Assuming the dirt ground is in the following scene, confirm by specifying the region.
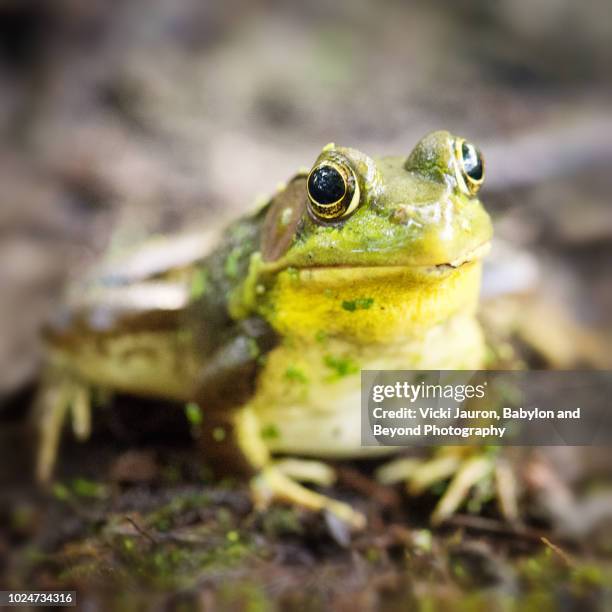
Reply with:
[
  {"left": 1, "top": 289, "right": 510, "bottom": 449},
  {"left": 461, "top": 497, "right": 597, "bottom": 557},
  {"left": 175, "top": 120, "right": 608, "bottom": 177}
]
[{"left": 1, "top": 1, "right": 611, "bottom": 609}]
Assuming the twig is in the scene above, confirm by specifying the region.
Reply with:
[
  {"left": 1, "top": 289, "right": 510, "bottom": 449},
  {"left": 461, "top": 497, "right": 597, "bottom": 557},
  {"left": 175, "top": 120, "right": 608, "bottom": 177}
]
[
  {"left": 445, "top": 514, "right": 551, "bottom": 543},
  {"left": 125, "top": 515, "right": 158, "bottom": 546},
  {"left": 541, "top": 536, "right": 575, "bottom": 567}
]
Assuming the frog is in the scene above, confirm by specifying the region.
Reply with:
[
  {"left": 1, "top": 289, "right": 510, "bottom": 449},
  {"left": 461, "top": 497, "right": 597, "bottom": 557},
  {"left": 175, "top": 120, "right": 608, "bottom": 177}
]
[{"left": 35, "top": 130, "right": 495, "bottom": 529}]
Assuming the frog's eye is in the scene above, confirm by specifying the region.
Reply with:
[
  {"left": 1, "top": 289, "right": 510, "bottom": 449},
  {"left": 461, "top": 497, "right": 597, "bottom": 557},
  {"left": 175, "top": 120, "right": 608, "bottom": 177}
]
[
  {"left": 454, "top": 138, "right": 484, "bottom": 195},
  {"left": 307, "top": 157, "right": 360, "bottom": 220}
]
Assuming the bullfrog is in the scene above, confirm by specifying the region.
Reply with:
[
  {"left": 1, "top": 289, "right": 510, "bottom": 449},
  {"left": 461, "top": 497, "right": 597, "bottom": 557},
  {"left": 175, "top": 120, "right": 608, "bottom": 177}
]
[{"left": 36, "top": 131, "right": 493, "bottom": 529}]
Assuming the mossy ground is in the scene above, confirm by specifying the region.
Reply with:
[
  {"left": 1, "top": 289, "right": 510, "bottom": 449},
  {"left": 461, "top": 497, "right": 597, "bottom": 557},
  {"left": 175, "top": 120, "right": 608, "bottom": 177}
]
[{"left": 2, "top": 397, "right": 610, "bottom": 611}]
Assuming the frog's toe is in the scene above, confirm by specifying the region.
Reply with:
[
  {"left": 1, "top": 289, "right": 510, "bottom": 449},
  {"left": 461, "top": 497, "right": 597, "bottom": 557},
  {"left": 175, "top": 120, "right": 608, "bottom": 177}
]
[
  {"left": 272, "top": 458, "right": 336, "bottom": 487},
  {"left": 35, "top": 379, "right": 71, "bottom": 483},
  {"left": 376, "top": 451, "right": 518, "bottom": 525},
  {"left": 69, "top": 383, "right": 92, "bottom": 441},
  {"left": 34, "top": 373, "right": 93, "bottom": 483},
  {"left": 376, "top": 455, "right": 461, "bottom": 494},
  {"left": 252, "top": 465, "right": 366, "bottom": 530},
  {"left": 431, "top": 455, "right": 494, "bottom": 525}
]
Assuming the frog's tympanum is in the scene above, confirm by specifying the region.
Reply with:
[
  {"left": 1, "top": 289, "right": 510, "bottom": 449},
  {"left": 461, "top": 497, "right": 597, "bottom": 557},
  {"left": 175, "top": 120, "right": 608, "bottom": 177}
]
[{"left": 37, "top": 131, "right": 493, "bottom": 528}]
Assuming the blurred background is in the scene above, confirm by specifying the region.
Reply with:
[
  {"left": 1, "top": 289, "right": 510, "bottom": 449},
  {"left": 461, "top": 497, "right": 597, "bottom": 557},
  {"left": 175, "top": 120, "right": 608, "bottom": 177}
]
[
  {"left": 1, "top": 0, "right": 611, "bottom": 391},
  {"left": 1, "top": 0, "right": 611, "bottom": 607}
]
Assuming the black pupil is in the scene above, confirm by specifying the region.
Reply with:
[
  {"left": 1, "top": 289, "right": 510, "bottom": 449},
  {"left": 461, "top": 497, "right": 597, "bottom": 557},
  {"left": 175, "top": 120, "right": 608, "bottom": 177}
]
[
  {"left": 462, "top": 142, "right": 483, "bottom": 181},
  {"left": 308, "top": 166, "right": 346, "bottom": 205}
]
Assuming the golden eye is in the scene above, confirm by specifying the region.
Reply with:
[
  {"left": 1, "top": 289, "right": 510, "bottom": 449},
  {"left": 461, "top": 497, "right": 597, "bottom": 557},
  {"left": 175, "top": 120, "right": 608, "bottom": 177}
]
[
  {"left": 307, "top": 157, "right": 360, "bottom": 220},
  {"left": 454, "top": 138, "right": 485, "bottom": 195}
]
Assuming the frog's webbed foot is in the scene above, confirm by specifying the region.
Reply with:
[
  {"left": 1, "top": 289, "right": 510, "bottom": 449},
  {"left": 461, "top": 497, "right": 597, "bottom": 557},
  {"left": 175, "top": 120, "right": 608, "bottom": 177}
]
[
  {"left": 218, "top": 409, "right": 366, "bottom": 530},
  {"left": 34, "top": 369, "right": 93, "bottom": 483},
  {"left": 252, "top": 460, "right": 366, "bottom": 530},
  {"left": 377, "top": 450, "right": 519, "bottom": 525}
]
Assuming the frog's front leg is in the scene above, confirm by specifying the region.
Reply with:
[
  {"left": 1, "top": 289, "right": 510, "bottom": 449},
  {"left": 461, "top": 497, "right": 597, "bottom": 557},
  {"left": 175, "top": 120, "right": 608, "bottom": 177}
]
[
  {"left": 195, "top": 322, "right": 366, "bottom": 530},
  {"left": 376, "top": 448, "right": 518, "bottom": 525},
  {"left": 201, "top": 404, "right": 366, "bottom": 530},
  {"left": 253, "top": 465, "right": 366, "bottom": 530},
  {"left": 34, "top": 364, "right": 94, "bottom": 483}
]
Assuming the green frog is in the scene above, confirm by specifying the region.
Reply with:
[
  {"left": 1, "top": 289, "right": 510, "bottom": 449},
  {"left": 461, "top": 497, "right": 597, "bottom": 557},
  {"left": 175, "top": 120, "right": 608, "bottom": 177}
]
[{"left": 36, "top": 131, "right": 494, "bottom": 529}]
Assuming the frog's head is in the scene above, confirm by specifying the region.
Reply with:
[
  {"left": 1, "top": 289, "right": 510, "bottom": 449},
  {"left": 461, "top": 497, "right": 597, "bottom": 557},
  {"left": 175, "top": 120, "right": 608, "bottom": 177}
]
[
  {"left": 246, "top": 131, "right": 492, "bottom": 342},
  {"left": 260, "top": 131, "right": 491, "bottom": 270}
]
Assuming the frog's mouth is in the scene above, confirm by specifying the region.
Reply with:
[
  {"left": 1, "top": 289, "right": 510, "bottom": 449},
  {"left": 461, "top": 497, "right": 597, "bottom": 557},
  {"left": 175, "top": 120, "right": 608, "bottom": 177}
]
[
  {"left": 283, "top": 240, "right": 491, "bottom": 274},
  {"left": 430, "top": 241, "right": 491, "bottom": 270}
]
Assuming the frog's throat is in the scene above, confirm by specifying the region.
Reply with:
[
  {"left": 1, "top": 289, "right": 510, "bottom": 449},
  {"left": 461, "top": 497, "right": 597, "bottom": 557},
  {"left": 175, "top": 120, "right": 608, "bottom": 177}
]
[
  {"left": 249, "top": 256, "right": 486, "bottom": 345},
  {"left": 229, "top": 241, "right": 489, "bottom": 327}
]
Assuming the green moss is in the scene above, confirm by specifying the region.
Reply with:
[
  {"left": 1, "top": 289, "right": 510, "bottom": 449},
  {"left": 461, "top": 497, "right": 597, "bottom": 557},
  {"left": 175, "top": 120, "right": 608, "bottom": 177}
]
[
  {"left": 451, "top": 559, "right": 468, "bottom": 581},
  {"left": 184, "top": 402, "right": 203, "bottom": 426},
  {"left": 365, "top": 547, "right": 381, "bottom": 563},
  {"left": 123, "top": 538, "right": 135, "bottom": 552},
  {"left": 226, "top": 530, "right": 240, "bottom": 543},
  {"left": 284, "top": 366, "right": 308, "bottom": 384},
  {"left": 218, "top": 582, "right": 273, "bottom": 612},
  {"left": 52, "top": 483, "right": 70, "bottom": 501},
  {"left": 71, "top": 478, "right": 108, "bottom": 499},
  {"left": 315, "top": 329, "right": 328, "bottom": 344},
  {"left": 516, "top": 548, "right": 612, "bottom": 596},
  {"left": 213, "top": 427, "right": 227, "bottom": 442},
  {"left": 224, "top": 247, "right": 243, "bottom": 279},
  {"left": 324, "top": 354, "right": 359, "bottom": 379},
  {"left": 261, "top": 424, "right": 280, "bottom": 440},
  {"left": 260, "top": 506, "right": 303, "bottom": 537},
  {"left": 144, "top": 491, "right": 214, "bottom": 532},
  {"left": 247, "top": 338, "right": 260, "bottom": 359},
  {"left": 341, "top": 297, "right": 374, "bottom": 311},
  {"left": 110, "top": 532, "right": 256, "bottom": 591},
  {"left": 52, "top": 479, "right": 108, "bottom": 501},
  {"left": 190, "top": 269, "right": 209, "bottom": 299}
]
